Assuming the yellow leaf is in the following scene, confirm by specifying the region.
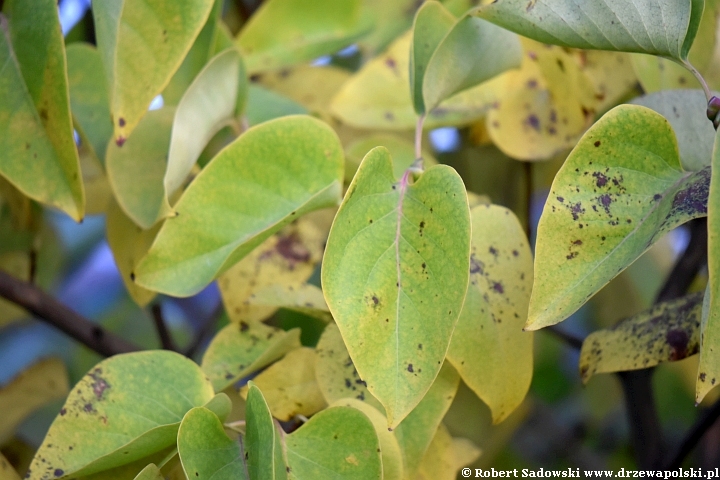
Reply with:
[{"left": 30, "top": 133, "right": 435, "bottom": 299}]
[{"left": 414, "top": 424, "right": 480, "bottom": 480}]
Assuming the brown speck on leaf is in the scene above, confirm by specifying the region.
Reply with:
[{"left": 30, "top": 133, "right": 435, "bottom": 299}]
[
  {"left": 407, "top": 364, "right": 414, "bottom": 373},
  {"left": 240, "top": 321, "right": 249, "bottom": 332},
  {"left": 594, "top": 140, "right": 601, "bottom": 147},
  {"left": 115, "top": 136, "right": 126, "bottom": 147},
  {"left": 118, "top": 117, "right": 126, "bottom": 127}
]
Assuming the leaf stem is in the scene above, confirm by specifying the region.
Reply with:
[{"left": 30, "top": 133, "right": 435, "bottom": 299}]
[
  {"left": 415, "top": 114, "right": 426, "bottom": 163},
  {"left": 682, "top": 59, "right": 712, "bottom": 104},
  {"left": 151, "top": 302, "right": 178, "bottom": 352}
]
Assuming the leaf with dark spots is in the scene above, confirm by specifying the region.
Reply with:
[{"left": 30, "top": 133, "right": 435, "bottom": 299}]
[
  {"left": 530, "top": 105, "right": 709, "bottom": 330},
  {"left": 579, "top": 292, "right": 703, "bottom": 383}
]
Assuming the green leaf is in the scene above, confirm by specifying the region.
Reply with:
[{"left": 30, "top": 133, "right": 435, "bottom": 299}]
[
  {"left": 201, "top": 322, "right": 301, "bottom": 392},
  {"left": 245, "top": 382, "right": 288, "bottom": 480},
  {"left": 285, "top": 407, "right": 381, "bottom": 480},
  {"left": 322, "top": 146, "right": 470, "bottom": 427},
  {"left": 247, "top": 284, "right": 333, "bottom": 323},
  {"left": 237, "top": 0, "right": 369, "bottom": 73},
  {"left": 422, "top": 14, "right": 522, "bottom": 112},
  {"left": 529, "top": 105, "right": 710, "bottom": 330},
  {"left": 410, "top": 1, "right": 456, "bottom": 114},
  {"left": 474, "top": 0, "right": 704, "bottom": 62},
  {"left": 0, "top": 7, "right": 84, "bottom": 220},
  {"left": 132, "top": 464, "right": 163, "bottom": 480},
  {"left": 447, "top": 204, "right": 534, "bottom": 424},
  {"left": 27, "top": 351, "right": 215, "bottom": 480},
  {"left": 579, "top": 292, "right": 703, "bottom": 383},
  {"left": 166, "top": 48, "right": 247, "bottom": 199},
  {"left": 0, "top": 358, "right": 69, "bottom": 445},
  {"left": 177, "top": 407, "right": 248, "bottom": 480},
  {"left": 698, "top": 128, "right": 720, "bottom": 402},
  {"left": 245, "top": 85, "right": 308, "bottom": 127},
  {"left": 106, "top": 200, "right": 159, "bottom": 307},
  {"left": 66, "top": 43, "right": 113, "bottom": 164},
  {"left": 135, "top": 115, "right": 344, "bottom": 297},
  {"left": 203, "top": 393, "right": 233, "bottom": 422},
  {"left": 392, "top": 362, "right": 459, "bottom": 479},
  {"left": 106, "top": 107, "right": 174, "bottom": 229},
  {"left": 239, "top": 348, "right": 327, "bottom": 421},
  {"left": 414, "top": 423, "right": 480, "bottom": 480},
  {"left": 79, "top": 448, "right": 177, "bottom": 480},
  {"left": 92, "top": 0, "right": 215, "bottom": 142},
  {"left": 631, "top": 89, "right": 715, "bottom": 172},
  {"left": 330, "top": 399, "right": 403, "bottom": 480}
]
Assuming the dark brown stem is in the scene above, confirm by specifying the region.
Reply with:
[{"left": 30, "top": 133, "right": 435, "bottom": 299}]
[
  {"left": 655, "top": 218, "right": 708, "bottom": 304},
  {"left": 151, "top": 303, "right": 177, "bottom": 351},
  {"left": 0, "top": 269, "right": 140, "bottom": 357}
]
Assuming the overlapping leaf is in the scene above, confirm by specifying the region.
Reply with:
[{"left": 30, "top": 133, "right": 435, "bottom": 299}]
[
  {"left": 0, "top": 453, "right": 20, "bottom": 480},
  {"left": 245, "top": 382, "right": 288, "bottom": 480},
  {"left": 134, "top": 115, "right": 344, "bottom": 297},
  {"left": 530, "top": 105, "right": 710, "bottom": 330},
  {"left": 322, "top": 146, "right": 470, "bottom": 427},
  {"left": 414, "top": 423, "right": 480, "bottom": 480}
]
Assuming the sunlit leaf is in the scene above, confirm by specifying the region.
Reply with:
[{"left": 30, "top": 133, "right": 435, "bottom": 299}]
[
  {"left": 571, "top": 50, "right": 638, "bottom": 113},
  {"left": 239, "top": 348, "right": 327, "bottom": 421},
  {"left": 245, "top": 382, "right": 288, "bottom": 480},
  {"left": 414, "top": 423, "right": 480, "bottom": 480},
  {"left": 237, "top": 0, "right": 369, "bottom": 73},
  {"left": 177, "top": 407, "right": 247, "bottom": 480},
  {"left": 447, "top": 204, "right": 534, "bottom": 424},
  {"left": 135, "top": 116, "right": 344, "bottom": 297},
  {"left": 132, "top": 464, "right": 163, "bottom": 480},
  {"left": 67, "top": 446, "right": 177, "bottom": 480},
  {"left": 0, "top": 358, "right": 69, "bottom": 444},
  {"left": 77, "top": 135, "right": 112, "bottom": 215},
  {"left": 27, "top": 351, "right": 215, "bottom": 479},
  {"left": 92, "top": 0, "right": 215, "bottom": 141},
  {"left": 285, "top": 406, "right": 381, "bottom": 480},
  {"left": 247, "top": 284, "right": 332, "bottom": 323},
  {"left": 0, "top": 5, "right": 84, "bottom": 220},
  {"left": 358, "top": 0, "right": 420, "bottom": 55},
  {"left": 530, "top": 105, "right": 710, "bottom": 330},
  {"left": 201, "top": 322, "right": 301, "bottom": 392},
  {"left": 474, "top": 0, "right": 704, "bottom": 62}
]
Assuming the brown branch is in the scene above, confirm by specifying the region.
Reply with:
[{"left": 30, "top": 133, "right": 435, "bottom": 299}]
[
  {"left": 0, "top": 269, "right": 141, "bottom": 357},
  {"left": 151, "top": 303, "right": 177, "bottom": 351}
]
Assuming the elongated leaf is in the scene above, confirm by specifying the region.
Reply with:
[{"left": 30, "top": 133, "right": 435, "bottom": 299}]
[
  {"left": 415, "top": 424, "right": 480, "bottom": 480},
  {"left": 474, "top": 0, "right": 704, "bottom": 62},
  {"left": 135, "top": 115, "right": 344, "bottom": 297},
  {"left": 529, "top": 105, "right": 710, "bottom": 330},
  {"left": 239, "top": 348, "right": 327, "bottom": 421},
  {"left": 248, "top": 284, "right": 332, "bottom": 323},
  {"left": 245, "top": 383, "right": 288, "bottom": 480},
  {"left": 201, "top": 322, "right": 301, "bottom": 392},
  {"left": 106, "top": 107, "right": 174, "bottom": 229},
  {"left": 79, "top": 447, "right": 176, "bottom": 480},
  {"left": 323, "top": 146, "right": 470, "bottom": 427},
  {"left": 178, "top": 407, "right": 247, "bottom": 480},
  {"left": 92, "top": 0, "right": 214, "bottom": 142},
  {"left": 580, "top": 292, "right": 703, "bottom": 383},
  {"left": 422, "top": 14, "right": 522, "bottom": 112},
  {"left": 0, "top": 11, "right": 84, "bottom": 220},
  {"left": 330, "top": 399, "right": 403, "bottom": 480},
  {"left": 166, "top": 48, "right": 246, "bottom": 198},
  {"left": 632, "top": 89, "right": 715, "bottom": 172},
  {"left": 106, "top": 200, "right": 159, "bottom": 306},
  {"left": 27, "top": 351, "right": 215, "bottom": 480},
  {"left": 410, "top": 2, "right": 456, "bottom": 114},
  {"left": 392, "top": 362, "right": 459, "bottom": 479},
  {"left": 0, "top": 358, "right": 69, "bottom": 444},
  {"left": 698, "top": 128, "right": 720, "bottom": 402},
  {"left": 237, "top": 0, "right": 368, "bottom": 73},
  {"left": 132, "top": 465, "right": 162, "bottom": 480},
  {"left": 285, "top": 407, "right": 381, "bottom": 480},
  {"left": 66, "top": 43, "right": 113, "bottom": 164},
  {"left": 447, "top": 204, "right": 534, "bottom": 423},
  {"left": 0, "top": 453, "right": 20, "bottom": 480}
]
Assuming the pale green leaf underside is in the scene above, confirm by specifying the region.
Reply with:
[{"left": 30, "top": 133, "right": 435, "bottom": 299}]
[
  {"left": 322, "top": 147, "right": 470, "bottom": 427},
  {"left": 474, "top": 0, "right": 703, "bottom": 61},
  {"left": 178, "top": 407, "right": 248, "bottom": 480},
  {"left": 27, "top": 351, "right": 214, "bottom": 480},
  {"left": 245, "top": 383, "right": 288, "bottom": 480},
  {"left": 447, "top": 204, "right": 534, "bottom": 424},
  {"left": 580, "top": 292, "right": 702, "bottom": 383},
  {"left": 285, "top": 407, "right": 381, "bottom": 480},
  {"left": 132, "top": 464, "right": 163, "bottom": 480},
  {"left": 134, "top": 115, "right": 344, "bottom": 297},
  {"left": 530, "top": 104, "right": 709, "bottom": 330}
]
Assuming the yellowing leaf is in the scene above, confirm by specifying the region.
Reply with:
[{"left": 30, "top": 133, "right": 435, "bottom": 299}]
[
  {"left": 414, "top": 424, "right": 480, "bottom": 480},
  {"left": 0, "top": 358, "right": 69, "bottom": 444},
  {"left": 322, "top": 147, "right": 471, "bottom": 427},
  {"left": 580, "top": 292, "right": 703, "bottom": 384},
  {"left": 0, "top": 453, "right": 20, "bottom": 480},
  {"left": 201, "top": 322, "right": 301, "bottom": 392},
  {"left": 92, "top": 0, "right": 215, "bottom": 142},
  {"left": 447, "top": 204, "right": 534, "bottom": 424},
  {"left": 132, "top": 464, "right": 163, "bottom": 480},
  {"left": 248, "top": 284, "right": 332, "bottom": 323},
  {"left": 571, "top": 50, "right": 638, "bottom": 113},
  {"left": 240, "top": 348, "right": 327, "bottom": 421},
  {"left": 0, "top": 250, "right": 30, "bottom": 328}
]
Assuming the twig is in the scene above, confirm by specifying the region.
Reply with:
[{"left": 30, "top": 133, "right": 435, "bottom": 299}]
[
  {"left": 655, "top": 219, "right": 708, "bottom": 304},
  {"left": 184, "top": 300, "right": 225, "bottom": 358},
  {"left": 666, "top": 398, "right": 720, "bottom": 468},
  {"left": 0, "top": 269, "right": 140, "bottom": 357},
  {"left": 151, "top": 303, "right": 177, "bottom": 351}
]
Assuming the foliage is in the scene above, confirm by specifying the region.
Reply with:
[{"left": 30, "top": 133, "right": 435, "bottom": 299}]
[{"left": 2, "top": 0, "right": 720, "bottom": 477}]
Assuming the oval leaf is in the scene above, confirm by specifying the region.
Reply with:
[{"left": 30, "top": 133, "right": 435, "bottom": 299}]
[
  {"left": 178, "top": 407, "right": 248, "bottom": 480},
  {"left": 245, "top": 382, "right": 288, "bottom": 480},
  {"left": 134, "top": 115, "right": 344, "bottom": 297},
  {"left": 322, "top": 146, "right": 470, "bottom": 427},
  {"left": 27, "top": 351, "right": 215, "bottom": 480},
  {"left": 530, "top": 104, "right": 710, "bottom": 330}
]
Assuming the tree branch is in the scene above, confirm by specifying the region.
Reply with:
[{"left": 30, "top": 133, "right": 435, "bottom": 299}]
[
  {"left": 151, "top": 303, "right": 177, "bottom": 352},
  {"left": 0, "top": 269, "right": 141, "bottom": 357}
]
